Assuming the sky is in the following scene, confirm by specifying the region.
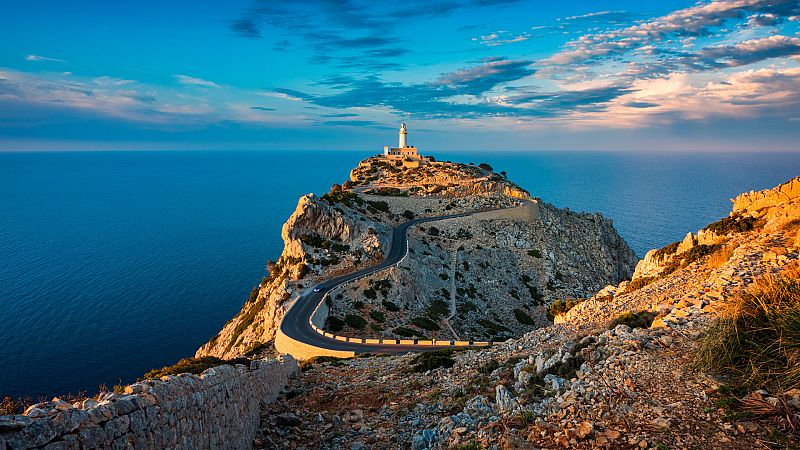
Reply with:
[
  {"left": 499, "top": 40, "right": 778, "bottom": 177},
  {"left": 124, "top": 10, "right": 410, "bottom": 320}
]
[{"left": 1, "top": 0, "right": 800, "bottom": 152}]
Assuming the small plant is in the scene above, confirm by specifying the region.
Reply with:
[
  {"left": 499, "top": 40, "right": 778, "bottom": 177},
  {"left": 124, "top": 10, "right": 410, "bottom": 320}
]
[
  {"left": 608, "top": 310, "right": 657, "bottom": 330},
  {"left": 369, "top": 310, "right": 385, "bottom": 323},
  {"left": 412, "top": 316, "right": 440, "bottom": 331},
  {"left": 327, "top": 316, "right": 345, "bottom": 332},
  {"left": 141, "top": 356, "right": 250, "bottom": 380},
  {"left": 704, "top": 214, "right": 761, "bottom": 235},
  {"left": 513, "top": 308, "right": 536, "bottom": 325},
  {"left": 527, "top": 249, "right": 542, "bottom": 258},
  {"left": 394, "top": 326, "right": 422, "bottom": 337},
  {"left": 344, "top": 314, "right": 367, "bottom": 330},
  {"left": 382, "top": 300, "right": 401, "bottom": 311},
  {"left": 410, "top": 349, "right": 456, "bottom": 372},
  {"left": 548, "top": 298, "right": 584, "bottom": 318}
]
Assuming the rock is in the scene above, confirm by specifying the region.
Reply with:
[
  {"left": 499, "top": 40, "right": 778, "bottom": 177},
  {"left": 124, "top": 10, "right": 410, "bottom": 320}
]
[
  {"left": 784, "top": 388, "right": 800, "bottom": 409},
  {"left": 495, "top": 385, "right": 516, "bottom": 413},
  {"left": 651, "top": 418, "right": 671, "bottom": 430},
  {"left": 575, "top": 421, "right": 593, "bottom": 439},
  {"left": 275, "top": 412, "right": 302, "bottom": 427}
]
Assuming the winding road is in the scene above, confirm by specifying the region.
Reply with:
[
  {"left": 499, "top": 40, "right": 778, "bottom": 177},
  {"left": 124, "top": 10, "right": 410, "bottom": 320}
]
[{"left": 278, "top": 208, "right": 500, "bottom": 355}]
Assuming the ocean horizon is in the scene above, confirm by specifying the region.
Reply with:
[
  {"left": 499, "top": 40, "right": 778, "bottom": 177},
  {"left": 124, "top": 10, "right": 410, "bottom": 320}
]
[{"left": 2, "top": 149, "right": 799, "bottom": 399}]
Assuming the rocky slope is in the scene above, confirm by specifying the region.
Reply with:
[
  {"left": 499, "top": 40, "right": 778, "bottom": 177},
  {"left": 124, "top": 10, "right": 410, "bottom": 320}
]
[
  {"left": 197, "top": 157, "right": 637, "bottom": 358},
  {"left": 252, "top": 177, "right": 800, "bottom": 449}
]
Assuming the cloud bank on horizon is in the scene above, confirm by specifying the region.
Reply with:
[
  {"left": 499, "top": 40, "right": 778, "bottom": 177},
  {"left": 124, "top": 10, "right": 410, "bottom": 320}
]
[{"left": 1, "top": 0, "right": 799, "bottom": 151}]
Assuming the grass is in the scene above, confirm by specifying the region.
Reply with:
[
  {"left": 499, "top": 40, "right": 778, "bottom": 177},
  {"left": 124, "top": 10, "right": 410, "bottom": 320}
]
[
  {"left": 704, "top": 214, "right": 761, "bottom": 235},
  {"left": 608, "top": 310, "right": 658, "bottom": 330},
  {"left": 410, "top": 349, "right": 456, "bottom": 372},
  {"left": 695, "top": 273, "right": 800, "bottom": 392},
  {"left": 141, "top": 356, "right": 250, "bottom": 380}
]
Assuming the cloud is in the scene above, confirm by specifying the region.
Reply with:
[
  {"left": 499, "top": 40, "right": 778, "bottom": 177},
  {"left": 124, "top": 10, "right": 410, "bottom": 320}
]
[
  {"left": 477, "top": 31, "right": 529, "bottom": 47},
  {"left": 250, "top": 106, "right": 276, "bottom": 111},
  {"left": 25, "top": 54, "right": 65, "bottom": 63},
  {"left": 560, "top": 10, "right": 629, "bottom": 22},
  {"left": 695, "top": 35, "right": 800, "bottom": 67},
  {"left": 174, "top": 75, "right": 220, "bottom": 88},
  {"left": 546, "top": 0, "right": 800, "bottom": 66},
  {"left": 748, "top": 13, "right": 782, "bottom": 26},
  {"left": 320, "top": 119, "right": 383, "bottom": 127}
]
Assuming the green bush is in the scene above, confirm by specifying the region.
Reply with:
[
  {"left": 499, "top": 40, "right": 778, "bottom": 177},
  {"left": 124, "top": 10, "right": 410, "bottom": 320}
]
[
  {"left": 345, "top": 314, "right": 367, "bottom": 330},
  {"left": 393, "top": 326, "right": 415, "bottom": 337},
  {"left": 370, "top": 310, "right": 385, "bottom": 323},
  {"left": 142, "top": 356, "right": 250, "bottom": 380},
  {"left": 548, "top": 298, "right": 583, "bottom": 318},
  {"left": 527, "top": 249, "right": 542, "bottom": 258},
  {"left": 653, "top": 241, "right": 680, "bottom": 260},
  {"left": 363, "top": 287, "right": 378, "bottom": 300},
  {"left": 513, "top": 308, "right": 536, "bottom": 325},
  {"left": 410, "top": 349, "right": 456, "bottom": 372},
  {"left": 427, "top": 299, "right": 450, "bottom": 319},
  {"left": 704, "top": 214, "right": 761, "bottom": 235},
  {"left": 366, "top": 200, "right": 391, "bottom": 213},
  {"left": 352, "top": 300, "right": 365, "bottom": 310},
  {"left": 327, "top": 316, "right": 345, "bottom": 332},
  {"left": 608, "top": 310, "right": 657, "bottom": 330},
  {"left": 382, "top": 300, "right": 400, "bottom": 311},
  {"left": 695, "top": 275, "right": 800, "bottom": 391},
  {"left": 412, "top": 316, "right": 440, "bottom": 331}
]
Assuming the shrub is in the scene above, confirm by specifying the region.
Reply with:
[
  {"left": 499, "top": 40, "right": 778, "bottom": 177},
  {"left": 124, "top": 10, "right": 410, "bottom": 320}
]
[
  {"left": 402, "top": 210, "right": 415, "bottom": 220},
  {"left": 363, "top": 287, "right": 378, "bottom": 300},
  {"left": 626, "top": 276, "right": 657, "bottom": 292},
  {"left": 653, "top": 241, "right": 680, "bottom": 260},
  {"left": 352, "top": 300, "right": 365, "bottom": 310},
  {"left": 410, "top": 349, "right": 456, "bottom": 372},
  {"left": 704, "top": 214, "right": 761, "bottom": 235},
  {"left": 382, "top": 300, "right": 401, "bottom": 312},
  {"left": 142, "top": 356, "right": 250, "bottom": 380},
  {"left": 327, "top": 316, "right": 345, "bottom": 332},
  {"left": 608, "top": 310, "right": 657, "bottom": 330},
  {"left": 477, "top": 318, "right": 510, "bottom": 336},
  {"left": 370, "top": 310, "right": 385, "bottom": 323},
  {"left": 439, "top": 273, "right": 449, "bottom": 280},
  {"left": 708, "top": 244, "right": 736, "bottom": 268},
  {"left": 427, "top": 226, "right": 440, "bottom": 236},
  {"left": 345, "top": 314, "right": 367, "bottom": 330},
  {"left": 548, "top": 298, "right": 583, "bottom": 318},
  {"left": 412, "top": 316, "right": 440, "bottom": 331},
  {"left": 394, "top": 326, "right": 422, "bottom": 337},
  {"left": 366, "top": 200, "right": 391, "bottom": 213},
  {"left": 695, "top": 275, "right": 800, "bottom": 391},
  {"left": 513, "top": 308, "right": 536, "bottom": 325},
  {"left": 427, "top": 299, "right": 450, "bottom": 319},
  {"left": 527, "top": 249, "right": 542, "bottom": 258}
]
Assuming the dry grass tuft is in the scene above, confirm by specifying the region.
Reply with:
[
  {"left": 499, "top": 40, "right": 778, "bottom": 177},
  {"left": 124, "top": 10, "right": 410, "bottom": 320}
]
[
  {"left": 707, "top": 243, "right": 736, "bottom": 268},
  {"left": 695, "top": 274, "right": 800, "bottom": 392}
]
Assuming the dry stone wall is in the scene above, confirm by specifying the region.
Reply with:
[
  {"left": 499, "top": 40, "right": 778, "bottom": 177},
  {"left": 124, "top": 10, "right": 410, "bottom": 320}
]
[{"left": 0, "top": 356, "right": 298, "bottom": 450}]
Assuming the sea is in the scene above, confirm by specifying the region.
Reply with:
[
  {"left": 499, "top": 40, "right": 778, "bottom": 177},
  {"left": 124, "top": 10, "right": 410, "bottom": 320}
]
[{"left": 1, "top": 150, "right": 798, "bottom": 399}]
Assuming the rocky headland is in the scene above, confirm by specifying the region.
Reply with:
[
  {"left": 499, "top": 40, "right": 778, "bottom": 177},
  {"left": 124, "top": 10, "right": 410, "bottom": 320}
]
[{"left": 196, "top": 156, "right": 637, "bottom": 359}]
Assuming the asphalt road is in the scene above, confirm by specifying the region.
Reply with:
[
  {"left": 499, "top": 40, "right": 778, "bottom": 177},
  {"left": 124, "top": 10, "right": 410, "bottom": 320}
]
[{"left": 278, "top": 209, "right": 491, "bottom": 355}]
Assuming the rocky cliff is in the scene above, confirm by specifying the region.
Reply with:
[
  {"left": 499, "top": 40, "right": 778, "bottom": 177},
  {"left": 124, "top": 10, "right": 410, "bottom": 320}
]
[{"left": 197, "top": 156, "right": 637, "bottom": 358}]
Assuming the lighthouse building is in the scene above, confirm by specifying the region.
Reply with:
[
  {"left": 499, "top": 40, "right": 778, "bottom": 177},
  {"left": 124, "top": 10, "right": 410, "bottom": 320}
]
[{"left": 383, "top": 123, "right": 424, "bottom": 164}]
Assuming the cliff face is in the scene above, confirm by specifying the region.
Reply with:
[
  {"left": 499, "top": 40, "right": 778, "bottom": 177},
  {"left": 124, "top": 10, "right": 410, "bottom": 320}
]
[
  {"left": 196, "top": 193, "right": 392, "bottom": 359},
  {"left": 197, "top": 157, "right": 637, "bottom": 357}
]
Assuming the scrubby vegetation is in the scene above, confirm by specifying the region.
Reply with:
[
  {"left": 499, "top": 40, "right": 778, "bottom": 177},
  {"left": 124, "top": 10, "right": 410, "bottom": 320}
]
[
  {"left": 142, "top": 356, "right": 251, "bottom": 380},
  {"left": 410, "top": 349, "right": 456, "bottom": 372},
  {"left": 653, "top": 241, "right": 680, "bottom": 260},
  {"left": 548, "top": 298, "right": 584, "bottom": 319},
  {"left": 412, "top": 316, "right": 441, "bottom": 331},
  {"left": 704, "top": 214, "right": 761, "bottom": 236},
  {"left": 608, "top": 310, "right": 658, "bottom": 330},
  {"left": 527, "top": 249, "right": 542, "bottom": 258},
  {"left": 513, "top": 308, "right": 536, "bottom": 325},
  {"left": 695, "top": 274, "right": 800, "bottom": 391},
  {"left": 344, "top": 314, "right": 367, "bottom": 330},
  {"left": 327, "top": 316, "right": 345, "bottom": 332}
]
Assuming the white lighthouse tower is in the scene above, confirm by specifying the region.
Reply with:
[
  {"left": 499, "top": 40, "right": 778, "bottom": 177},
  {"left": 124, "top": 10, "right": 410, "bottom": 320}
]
[{"left": 399, "top": 123, "right": 408, "bottom": 148}]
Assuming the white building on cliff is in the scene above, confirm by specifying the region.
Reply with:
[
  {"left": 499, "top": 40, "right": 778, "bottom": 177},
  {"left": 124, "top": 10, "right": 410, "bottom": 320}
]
[{"left": 383, "top": 123, "right": 427, "bottom": 167}]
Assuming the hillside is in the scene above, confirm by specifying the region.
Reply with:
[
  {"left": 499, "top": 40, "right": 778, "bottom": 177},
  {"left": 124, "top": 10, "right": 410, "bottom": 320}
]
[
  {"left": 252, "top": 177, "right": 800, "bottom": 449},
  {"left": 196, "top": 156, "right": 637, "bottom": 358}
]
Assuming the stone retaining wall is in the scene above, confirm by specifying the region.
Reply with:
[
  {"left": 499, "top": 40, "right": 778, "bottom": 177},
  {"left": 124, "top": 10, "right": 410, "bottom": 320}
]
[{"left": 0, "top": 356, "right": 299, "bottom": 450}]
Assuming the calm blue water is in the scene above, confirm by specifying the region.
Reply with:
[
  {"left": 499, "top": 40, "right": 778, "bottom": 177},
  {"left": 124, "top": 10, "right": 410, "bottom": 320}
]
[{"left": 1, "top": 150, "right": 798, "bottom": 398}]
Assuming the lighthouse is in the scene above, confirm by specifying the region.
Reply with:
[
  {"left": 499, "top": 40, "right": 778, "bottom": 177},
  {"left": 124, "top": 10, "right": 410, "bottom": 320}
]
[{"left": 399, "top": 123, "right": 408, "bottom": 148}]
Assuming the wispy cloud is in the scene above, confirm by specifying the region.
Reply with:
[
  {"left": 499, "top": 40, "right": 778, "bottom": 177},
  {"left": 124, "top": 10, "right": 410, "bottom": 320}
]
[
  {"left": 174, "top": 75, "right": 220, "bottom": 88},
  {"left": 25, "top": 54, "right": 65, "bottom": 63}
]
